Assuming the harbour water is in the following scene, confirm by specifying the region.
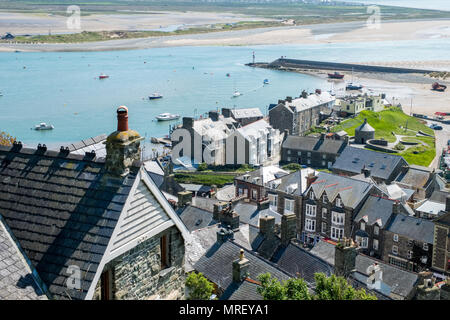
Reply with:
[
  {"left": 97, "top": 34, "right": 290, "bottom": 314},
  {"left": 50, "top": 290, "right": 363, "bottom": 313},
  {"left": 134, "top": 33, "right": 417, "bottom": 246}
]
[{"left": 1, "top": 38, "right": 450, "bottom": 147}]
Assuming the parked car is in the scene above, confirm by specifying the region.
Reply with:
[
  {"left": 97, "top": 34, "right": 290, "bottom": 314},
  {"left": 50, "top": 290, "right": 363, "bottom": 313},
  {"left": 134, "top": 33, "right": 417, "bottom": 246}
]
[{"left": 430, "top": 123, "right": 443, "bottom": 130}]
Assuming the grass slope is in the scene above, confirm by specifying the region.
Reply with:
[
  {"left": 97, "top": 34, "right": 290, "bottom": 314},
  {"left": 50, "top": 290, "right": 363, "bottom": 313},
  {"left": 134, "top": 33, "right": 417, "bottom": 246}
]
[{"left": 332, "top": 107, "right": 436, "bottom": 166}]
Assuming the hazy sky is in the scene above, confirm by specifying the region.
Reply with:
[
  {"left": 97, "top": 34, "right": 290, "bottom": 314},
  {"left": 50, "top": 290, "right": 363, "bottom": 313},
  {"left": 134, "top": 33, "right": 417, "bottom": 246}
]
[{"left": 340, "top": 0, "right": 449, "bottom": 11}]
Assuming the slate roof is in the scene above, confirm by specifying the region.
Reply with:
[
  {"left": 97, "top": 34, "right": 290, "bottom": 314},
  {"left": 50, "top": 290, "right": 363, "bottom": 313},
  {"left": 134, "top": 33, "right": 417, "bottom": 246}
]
[
  {"left": 185, "top": 223, "right": 261, "bottom": 272},
  {"left": 193, "top": 240, "right": 291, "bottom": 292},
  {"left": 331, "top": 147, "right": 407, "bottom": 181},
  {"left": 235, "top": 166, "right": 289, "bottom": 186},
  {"left": 65, "top": 134, "right": 108, "bottom": 158},
  {"left": 272, "top": 243, "right": 333, "bottom": 285},
  {"left": 0, "top": 144, "right": 137, "bottom": 300},
  {"left": 215, "top": 184, "right": 236, "bottom": 202},
  {"left": 429, "top": 190, "right": 450, "bottom": 204},
  {"left": 309, "top": 240, "right": 414, "bottom": 299},
  {"left": 233, "top": 202, "right": 282, "bottom": 227},
  {"left": 220, "top": 278, "right": 263, "bottom": 300},
  {"left": 355, "top": 120, "right": 375, "bottom": 132},
  {"left": 177, "top": 205, "right": 216, "bottom": 232},
  {"left": 267, "top": 168, "right": 317, "bottom": 196},
  {"left": 354, "top": 196, "right": 397, "bottom": 228},
  {"left": 282, "top": 136, "right": 347, "bottom": 155},
  {"left": 395, "top": 165, "right": 432, "bottom": 189},
  {"left": 230, "top": 108, "right": 263, "bottom": 120},
  {"left": 415, "top": 200, "right": 446, "bottom": 216},
  {"left": 0, "top": 217, "right": 47, "bottom": 300},
  {"left": 386, "top": 214, "right": 435, "bottom": 244},
  {"left": 355, "top": 255, "right": 418, "bottom": 299},
  {"left": 308, "top": 171, "right": 374, "bottom": 209}
]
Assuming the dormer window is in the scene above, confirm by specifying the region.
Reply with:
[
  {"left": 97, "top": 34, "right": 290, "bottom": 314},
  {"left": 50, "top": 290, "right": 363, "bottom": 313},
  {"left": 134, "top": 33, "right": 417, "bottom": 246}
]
[
  {"left": 360, "top": 221, "right": 365, "bottom": 231},
  {"left": 323, "top": 194, "right": 328, "bottom": 203},
  {"left": 423, "top": 243, "right": 429, "bottom": 251},
  {"left": 374, "top": 225, "right": 379, "bottom": 236},
  {"left": 336, "top": 198, "right": 342, "bottom": 208},
  {"left": 310, "top": 191, "right": 315, "bottom": 200}
]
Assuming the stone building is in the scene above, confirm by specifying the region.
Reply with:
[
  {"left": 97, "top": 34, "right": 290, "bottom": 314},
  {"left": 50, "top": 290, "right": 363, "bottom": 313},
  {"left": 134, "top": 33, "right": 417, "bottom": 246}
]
[
  {"left": 432, "top": 207, "right": 450, "bottom": 274},
  {"left": 281, "top": 134, "right": 348, "bottom": 168},
  {"left": 222, "top": 107, "right": 263, "bottom": 127},
  {"left": 269, "top": 89, "right": 335, "bottom": 136},
  {"left": 338, "top": 93, "right": 384, "bottom": 115},
  {"left": 300, "top": 172, "right": 384, "bottom": 245},
  {"left": 234, "top": 165, "right": 289, "bottom": 202},
  {"left": 382, "top": 214, "right": 434, "bottom": 272},
  {"left": 0, "top": 106, "right": 190, "bottom": 300},
  {"left": 354, "top": 118, "right": 375, "bottom": 144},
  {"left": 331, "top": 146, "right": 408, "bottom": 184}
]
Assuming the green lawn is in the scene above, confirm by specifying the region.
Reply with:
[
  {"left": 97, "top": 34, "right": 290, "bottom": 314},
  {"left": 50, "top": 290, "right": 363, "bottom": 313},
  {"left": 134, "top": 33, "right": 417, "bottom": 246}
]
[
  {"left": 332, "top": 107, "right": 436, "bottom": 166},
  {"left": 174, "top": 173, "right": 235, "bottom": 187},
  {"left": 332, "top": 107, "right": 434, "bottom": 143}
]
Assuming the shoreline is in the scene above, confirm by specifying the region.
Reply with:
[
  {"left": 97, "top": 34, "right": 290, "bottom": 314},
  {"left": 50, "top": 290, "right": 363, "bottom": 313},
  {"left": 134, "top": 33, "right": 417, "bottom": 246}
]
[{"left": 2, "top": 18, "right": 450, "bottom": 53}]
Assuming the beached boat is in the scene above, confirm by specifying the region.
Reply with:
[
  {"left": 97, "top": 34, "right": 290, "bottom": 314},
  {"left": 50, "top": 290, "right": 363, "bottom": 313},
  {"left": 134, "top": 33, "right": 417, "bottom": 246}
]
[
  {"left": 156, "top": 113, "right": 180, "bottom": 121},
  {"left": 34, "top": 123, "right": 54, "bottom": 130},
  {"left": 149, "top": 92, "right": 163, "bottom": 100},
  {"left": 328, "top": 72, "right": 344, "bottom": 79}
]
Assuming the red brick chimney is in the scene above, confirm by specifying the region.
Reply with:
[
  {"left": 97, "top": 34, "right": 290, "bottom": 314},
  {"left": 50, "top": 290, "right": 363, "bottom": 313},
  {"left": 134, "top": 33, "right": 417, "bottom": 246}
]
[{"left": 117, "top": 106, "right": 129, "bottom": 132}]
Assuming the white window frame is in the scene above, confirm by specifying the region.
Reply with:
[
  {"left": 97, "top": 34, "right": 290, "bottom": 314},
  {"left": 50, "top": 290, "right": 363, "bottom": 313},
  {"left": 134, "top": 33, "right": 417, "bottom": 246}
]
[
  {"left": 373, "top": 239, "right": 379, "bottom": 251},
  {"left": 331, "top": 227, "right": 344, "bottom": 241},
  {"left": 331, "top": 211, "right": 345, "bottom": 226},
  {"left": 321, "top": 222, "right": 327, "bottom": 233},
  {"left": 407, "top": 250, "right": 413, "bottom": 259},
  {"left": 284, "top": 198, "right": 294, "bottom": 214},
  {"left": 310, "top": 191, "right": 315, "bottom": 200},
  {"left": 360, "top": 221, "right": 365, "bottom": 231},
  {"left": 392, "top": 245, "right": 398, "bottom": 255},
  {"left": 335, "top": 198, "right": 342, "bottom": 208},
  {"left": 323, "top": 194, "right": 328, "bottom": 203},
  {"left": 423, "top": 243, "right": 429, "bottom": 251},
  {"left": 374, "top": 225, "right": 379, "bottom": 236},
  {"left": 393, "top": 234, "right": 399, "bottom": 242},
  {"left": 305, "top": 218, "right": 316, "bottom": 232},
  {"left": 361, "top": 237, "right": 368, "bottom": 248},
  {"left": 306, "top": 204, "right": 317, "bottom": 217},
  {"left": 269, "top": 193, "right": 278, "bottom": 209},
  {"left": 322, "top": 208, "right": 327, "bottom": 219}
]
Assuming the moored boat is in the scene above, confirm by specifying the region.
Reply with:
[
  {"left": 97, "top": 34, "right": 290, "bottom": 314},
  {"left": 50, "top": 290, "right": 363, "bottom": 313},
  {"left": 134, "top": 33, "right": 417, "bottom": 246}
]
[
  {"left": 263, "top": 79, "right": 269, "bottom": 85},
  {"left": 156, "top": 113, "right": 180, "bottom": 121},
  {"left": 346, "top": 83, "right": 363, "bottom": 90},
  {"left": 149, "top": 92, "right": 163, "bottom": 100},
  {"left": 34, "top": 122, "right": 54, "bottom": 130},
  {"left": 232, "top": 90, "right": 242, "bottom": 98},
  {"left": 99, "top": 74, "right": 109, "bottom": 79}
]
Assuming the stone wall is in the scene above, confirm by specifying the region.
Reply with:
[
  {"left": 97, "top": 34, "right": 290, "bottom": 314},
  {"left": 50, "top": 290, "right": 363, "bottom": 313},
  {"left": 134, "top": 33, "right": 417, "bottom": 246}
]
[{"left": 93, "top": 225, "right": 185, "bottom": 300}]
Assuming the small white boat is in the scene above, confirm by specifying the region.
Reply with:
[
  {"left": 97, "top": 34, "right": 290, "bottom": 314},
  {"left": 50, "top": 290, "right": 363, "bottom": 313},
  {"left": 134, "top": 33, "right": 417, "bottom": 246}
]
[
  {"left": 149, "top": 92, "right": 163, "bottom": 100},
  {"left": 156, "top": 113, "right": 180, "bottom": 121},
  {"left": 232, "top": 90, "right": 242, "bottom": 98},
  {"left": 263, "top": 79, "right": 269, "bottom": 85},
  {"left": 34, "top": 122, "right": 54, "bottom": 130}
]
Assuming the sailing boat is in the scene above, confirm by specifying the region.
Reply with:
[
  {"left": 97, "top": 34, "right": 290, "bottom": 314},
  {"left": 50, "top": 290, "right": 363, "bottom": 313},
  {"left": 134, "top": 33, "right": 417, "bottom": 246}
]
[
  {"left": 232, "top": 79, "right": 242, "bottom": 98},
  {"left": 346, "top": 68, "right": 363, "bottom": 90}
]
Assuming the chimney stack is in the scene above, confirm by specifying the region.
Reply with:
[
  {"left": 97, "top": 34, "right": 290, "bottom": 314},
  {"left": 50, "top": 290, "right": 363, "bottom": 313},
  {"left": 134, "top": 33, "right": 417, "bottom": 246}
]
[
  {"left": 286, "top": 96, "right": 293, "bottom": 103},
  {"left": 232, "top": 249, "right": 250, "bottom": 282},
  {"left": 416, "top": 271, "right": 441, "bottom": 300},
  {"left": 301, "top": 90, "right": 308, "bottom": 99},
  {"left": 222, "top": 108, "right": 232, "bottom": 118},
  {"left": 209, "top": 111, "right": 219, "bottom": 122},
  {"left": 315, "top": 89, "right": 322, "bottom": 95},
  {"left": 117, "top": 106, "right": 129, "bottom": 132},
  {"left": 361, "top": 165, "right": 371, "bottom": 178},
  {"left": 105, "top": 106, "right": 143, "bottom": 176},
  {"left": 281, "top": 212, "right": 296, "bottom": 246},
  {"left": 259, "top": 215, "right": 275, "bottom": 238},
  {"left": 334, "top": 238, "right": 358, "bottom": 278},
  {"left": 217, "top": 227, "right": 234, "bottom": 244},
  {"left": 182, "top": 117, "right": 194, "bottom": 129},
  {"left": 177, "top": 191, "right": 193, "bottom": 208},
  {"left": 306, "top": 172, "right": 318, "bottom": 189}
]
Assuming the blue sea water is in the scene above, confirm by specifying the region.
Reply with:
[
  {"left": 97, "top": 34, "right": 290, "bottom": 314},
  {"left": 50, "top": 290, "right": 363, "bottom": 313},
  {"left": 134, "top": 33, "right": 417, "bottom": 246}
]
[{"left": 1, "top": 38, "right": 450, "bottom": 147}]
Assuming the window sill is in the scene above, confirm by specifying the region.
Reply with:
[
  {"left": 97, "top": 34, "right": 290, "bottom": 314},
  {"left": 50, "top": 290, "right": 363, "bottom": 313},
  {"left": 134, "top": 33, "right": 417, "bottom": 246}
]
[{"left": 159, "top": 266, "right": 175, "bottom": 278}]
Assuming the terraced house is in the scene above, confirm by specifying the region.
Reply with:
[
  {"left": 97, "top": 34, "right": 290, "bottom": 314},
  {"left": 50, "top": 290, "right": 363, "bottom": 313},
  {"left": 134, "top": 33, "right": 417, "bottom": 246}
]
[
  {"left": 300, "top": 172, "right": 385, "bottom": 245},
  {"left": 0, "top": 107, "right": 189, "bottom": 300}
]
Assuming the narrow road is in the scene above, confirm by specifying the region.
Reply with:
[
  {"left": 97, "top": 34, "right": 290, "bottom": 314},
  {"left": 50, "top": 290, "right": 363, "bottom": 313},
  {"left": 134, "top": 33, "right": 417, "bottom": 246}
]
[{"left": 428, "top": 121, "right": 450, "bottom": 169}]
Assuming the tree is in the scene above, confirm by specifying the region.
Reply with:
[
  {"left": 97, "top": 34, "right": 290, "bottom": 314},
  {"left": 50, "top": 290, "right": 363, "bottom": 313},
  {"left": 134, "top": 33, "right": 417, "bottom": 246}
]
[
  {"left": 0, "top": 131, "right": 15, "bottom": 146},
  {"left": 282, "top": 163, "right": 301, "bottom": 173},
  {"left": 197, "top": 162, "right": 208, "bottom": 171},
  {"left": 313, "top": 273, "right": 377, "bottom": 300},
  {"left": 185, "top": 272, "right": 215, "bottom": 300},
  {"left": 257, "top": 273, "right": 377, "bottom": 300},
  {"left": 257, "top": 273, "right": 311, "bottom": 300}
]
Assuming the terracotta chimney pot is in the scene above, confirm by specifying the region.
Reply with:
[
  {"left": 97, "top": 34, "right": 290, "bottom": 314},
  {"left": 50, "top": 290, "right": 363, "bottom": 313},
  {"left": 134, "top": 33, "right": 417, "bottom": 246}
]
[{"left": 117, "top": 106, "right": 129, "bottom": 132}]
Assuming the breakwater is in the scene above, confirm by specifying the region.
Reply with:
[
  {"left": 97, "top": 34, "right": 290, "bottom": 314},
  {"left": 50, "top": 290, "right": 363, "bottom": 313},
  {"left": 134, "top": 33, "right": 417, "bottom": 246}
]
[{"left": 248, "top": 58, "right": 435, "bottom": 74}]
